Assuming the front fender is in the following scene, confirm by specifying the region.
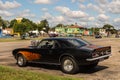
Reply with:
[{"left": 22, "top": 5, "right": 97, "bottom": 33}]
[{"left": 18, "top": 51, "right": 41, "bottom": 61}]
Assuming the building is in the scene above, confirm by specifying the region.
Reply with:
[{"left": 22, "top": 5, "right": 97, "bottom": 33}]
[{"left": 55, "top": 23, "right": 93, "bottom": 36}]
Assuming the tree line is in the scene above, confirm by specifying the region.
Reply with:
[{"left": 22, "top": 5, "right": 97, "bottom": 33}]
[{"left": 0, "top": 16, "right": 117, "bottom": 36}]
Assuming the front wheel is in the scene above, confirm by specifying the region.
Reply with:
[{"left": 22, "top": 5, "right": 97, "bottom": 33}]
[
  {"left": 61, "top": 57, "right": 79, "bottom": 74},
  {"left": 17, "top": 54, "right": 27, "bottom": 67}
]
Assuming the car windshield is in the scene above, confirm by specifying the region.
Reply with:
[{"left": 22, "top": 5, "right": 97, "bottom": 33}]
[{"left": 59, "top": 38, "right": 90, "bottom": 48}]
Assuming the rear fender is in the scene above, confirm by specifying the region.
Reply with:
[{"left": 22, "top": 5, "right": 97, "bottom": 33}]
[{"left": 59, "top": 53, "right": 78, "bottom": 64}]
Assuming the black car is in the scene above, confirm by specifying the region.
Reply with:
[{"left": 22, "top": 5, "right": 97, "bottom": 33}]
[{"left": 12, "top": 37, "right": 111, "bottom": 74}]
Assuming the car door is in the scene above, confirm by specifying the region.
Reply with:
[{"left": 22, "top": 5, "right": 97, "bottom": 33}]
[
  {"left": 35, "top": 39, "right": 55, "bottom": 63},
  {"left": 46, "top": 40, "right": 63, "bottom": 64},
  {"left": 36, "top": 39, "right": 63, "bottom": 64}
]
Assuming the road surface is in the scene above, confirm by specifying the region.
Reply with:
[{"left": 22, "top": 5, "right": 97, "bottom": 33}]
[{"left": 0, "top": 38, "right": 120, "bottom": 80}]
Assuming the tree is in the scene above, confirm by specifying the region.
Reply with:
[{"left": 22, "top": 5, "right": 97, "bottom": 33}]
[
  {"left": 103, "top": 24, "right": 114, "bottom": 31},
  {"left": 9, "top": 19, "right": 17, "bottom": 28},
  {"left": 38, "top": 19, "right": 49, "bottom": 33},
  {"left": 11, "top": 18, "right": 38, "bottom": 39},
  {"left": 89, "top": 27, "right": 100, "bottom": 35},
  {"left": 103, "top": 24, "right": 115, "bottom": 35},
  {"left": 0, "top": 16, "right": 9, "bottom": 29},
  {"left": 55, "top": 24, "right": 64, "bottom": 28}
]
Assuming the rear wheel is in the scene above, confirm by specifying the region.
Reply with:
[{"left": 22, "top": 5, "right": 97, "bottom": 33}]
[
  {"left": 61, "top": 57, "right": 79, "bottom": 74},
  {"left": 17, "top": 54, "right": 27, "bottom": 67}
]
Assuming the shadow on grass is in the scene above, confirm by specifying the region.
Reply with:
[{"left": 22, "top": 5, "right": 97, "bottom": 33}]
[{"left": 26, "top": 63, "right": 108, "bottom": 74}]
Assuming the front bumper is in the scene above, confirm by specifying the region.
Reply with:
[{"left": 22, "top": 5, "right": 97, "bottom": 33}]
[{"left": 86, "top": 54, "right": 111, "bottom": 61}]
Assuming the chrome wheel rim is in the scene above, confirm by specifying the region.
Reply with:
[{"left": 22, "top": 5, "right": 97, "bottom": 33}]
[
  {"left": 63, "top": 59, "right": 73, "bottom": 72},
  {"left": 18, "top": 56, "right": 24, "bottom": 66}
]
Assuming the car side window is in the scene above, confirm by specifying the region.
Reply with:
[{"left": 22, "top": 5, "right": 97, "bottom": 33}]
[
  {"left": 38, "top": 40, "right": 54, "bottom": 49},
  {"left": 52, "top": 42, "right": 60, "bottom": 49}
]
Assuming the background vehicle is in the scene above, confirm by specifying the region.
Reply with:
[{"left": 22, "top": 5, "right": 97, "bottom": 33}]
[
  {"left": 12, "top": 37, "right": 111, "bottom": 74},
  {"left": 95, "top": 34, "right": 102, "bottom": 38}
]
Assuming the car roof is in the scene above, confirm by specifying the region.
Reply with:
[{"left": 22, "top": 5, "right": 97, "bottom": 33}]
[{"left": 43, "top": 37, "right": 79, "bottom": 40}]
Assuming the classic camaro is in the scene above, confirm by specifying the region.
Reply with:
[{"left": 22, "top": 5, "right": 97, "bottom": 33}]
[{"left": 12, "top": 37, "right": 111, "bottom": 74}]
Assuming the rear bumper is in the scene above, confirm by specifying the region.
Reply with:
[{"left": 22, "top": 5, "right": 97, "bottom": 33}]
[{"left": 86, "top": 54, "right": 111, "bottom": 61}]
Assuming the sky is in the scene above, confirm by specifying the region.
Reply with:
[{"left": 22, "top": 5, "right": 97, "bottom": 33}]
[{"left": 0, "top": 0, "right": 120, "bottom": 29}]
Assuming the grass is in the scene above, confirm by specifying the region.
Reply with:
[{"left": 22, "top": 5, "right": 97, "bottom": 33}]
[{"left": 0, "top": 65, "right": 83, "bottom": 80}]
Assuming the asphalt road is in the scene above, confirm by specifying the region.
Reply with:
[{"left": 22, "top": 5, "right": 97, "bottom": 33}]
[
  {"left": 0, "top": 38, "right": 120, "bottom": 80},
  {"left": 0, "top": 41, "right": 30, "bottom": 65}
]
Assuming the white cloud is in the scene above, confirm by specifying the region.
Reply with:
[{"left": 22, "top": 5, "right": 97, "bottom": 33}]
[
  {"left": 0, "top": 1, "right": 21, "bottom": 10},
  {"left": 88, "top": 17, "right": 95, "bottom": 21},
  {"left": 41, "top": 12, "right": 53, "bottom": 19},
  {"left": 34, "top": 0, "right": 51, "bottom": 4},
  {"left": 71, "top": 0, "right": 76, "bottom": 3},
  {"left": 41, "top": 8, "right": 48, "bottom": 11},
  {"left": 79, "top": 4, "right": 86, "bottom": 10},
  {"left": 96, "top": 0, "right": 109, "bottom": 4},
  {"left": 56, "top": 6, "right": 88, "bottom": 18},
  {"left": 97, "top": 14, "right": 109, "bottom": 22},
  {"left": 55, "top": 6, "right": 70, "bottom": 14},
  {"left": 71, "top": 0, "right": 85, "bottom": 3},
  {"left": 114, "top": 18, "right": 120, "bottom": 23},
  {"left": 78, "top": 0, "right": 85, "bottom": 2},
  {"left": 87, "top": 3, "right": 105, "bottom": 13},
  {"left": 108, "top": 0, "right": 120, "bottom": 14},
  {"left": 41, "top": 12, "right": 66, "bottom": 25},
  {"left": 18, "top": 9, "right": 35, "bottom": 18},
  {"left": 0, "top": 10, "right": 13, "bottom": 17}
]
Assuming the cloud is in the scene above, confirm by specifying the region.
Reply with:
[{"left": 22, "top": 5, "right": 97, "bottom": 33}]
[
  {"left": 55, "top": 6, "right": 88, "bottom": 18},
  {"left": 108, "top": 0, "right": 120, "bottom": 14},
  {"left": 55, "top": 6, "right": 70, "bottom": 14},
  {"left": 41, "top": 12, "right": 65, "bottom": 24},
  {"left": 41, "top": 12, "right": 53, "bottom": 19},
  {"left": 87, "top": 3, "right": 105, "bottom": 13},
  {"left": 0, "top": 10, "right": 13, "bottom": 17},
  {"left": 88, "top": 17, "right": 95, "bottom": 21},
  {"left": 78, "top": 0, "right": 85, "bottom": 2},
  {"left": 34, "top": 0, "right": 51, "bottom": 4},
  {"left": 71, "top": 0, "right": 76, "bottom": 3},
  {"left": 79, "top": 4, "right": 86, "bottom": 10},
  {"left": 41, "top": 8, "right": 48, "bottom": 11},
  {"left": 0, "top": 1, "right": 21, "bottom": 10},
  {"left": 96, "top": 0, "right": 109, "bottom": 4},
  {"left": 97, "top": 14, "right": 109, "bottom": 22},
  {"left": 18, "top": 9, "right": 35, "bottom": 18},
  {"left": 114, "top": 18, "right": 120, "bottom": 23}
]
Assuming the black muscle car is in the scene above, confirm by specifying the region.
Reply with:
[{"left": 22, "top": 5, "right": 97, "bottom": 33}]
[{"left": 12, "top": 37, "right": 111, "bottom": 74}]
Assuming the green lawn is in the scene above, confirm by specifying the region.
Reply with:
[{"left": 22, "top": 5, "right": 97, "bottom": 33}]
[{"left": 0, "top": 65, "right": 83, "bottom": 80}]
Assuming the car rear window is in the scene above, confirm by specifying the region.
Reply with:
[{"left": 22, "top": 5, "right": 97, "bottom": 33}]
[{"left": 59, "top": 38, "right": 90, "bottom": 48}]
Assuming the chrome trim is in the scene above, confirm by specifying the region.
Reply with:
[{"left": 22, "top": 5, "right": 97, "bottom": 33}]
[{"left": 86, "top": 54, "right": 111, "bottom": 61}]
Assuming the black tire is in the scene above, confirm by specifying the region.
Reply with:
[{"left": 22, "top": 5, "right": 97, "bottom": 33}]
[
  {"left": 61, "top": 57, "right": 79, "bottom": 74},
  {"left": 17, "top": 54, "right": 27, "bottom": 67}
]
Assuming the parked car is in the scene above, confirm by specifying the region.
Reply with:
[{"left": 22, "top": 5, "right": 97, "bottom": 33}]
[
  {"left": 115, "top": 34, "right": 120, "bottom": 38},
  {"left": 12, "top": 37, "right": 111, "bottom": 74},
  {"left": 95, "top": 34, "right": 102, "bottom": 38}
]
